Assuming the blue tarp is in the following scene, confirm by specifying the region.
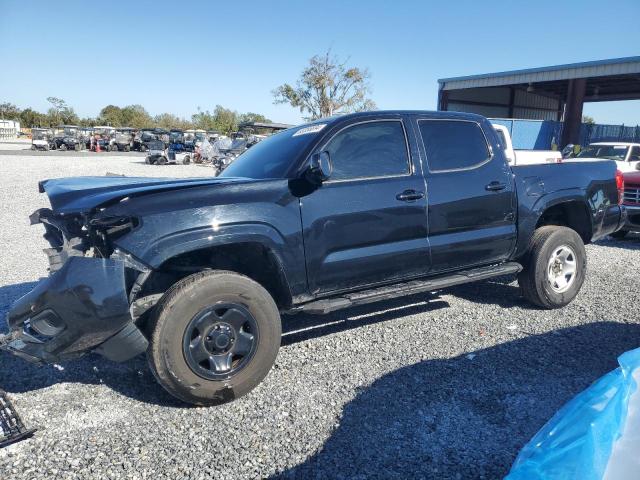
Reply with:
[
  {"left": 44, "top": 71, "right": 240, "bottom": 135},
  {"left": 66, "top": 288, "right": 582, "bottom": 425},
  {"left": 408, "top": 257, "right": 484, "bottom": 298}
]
[{"left": 507, "top": 348, "right": 640, "bottom": 480}]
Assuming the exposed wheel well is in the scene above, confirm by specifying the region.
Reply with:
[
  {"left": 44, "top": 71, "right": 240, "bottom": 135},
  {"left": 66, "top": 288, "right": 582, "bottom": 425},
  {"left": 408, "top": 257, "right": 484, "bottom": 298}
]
[
  {"left": 535, "top": 201, "right": 592, "bottom": 244},
  {"left": 140, "top": 242, "right": 292, "bottom": 310}
]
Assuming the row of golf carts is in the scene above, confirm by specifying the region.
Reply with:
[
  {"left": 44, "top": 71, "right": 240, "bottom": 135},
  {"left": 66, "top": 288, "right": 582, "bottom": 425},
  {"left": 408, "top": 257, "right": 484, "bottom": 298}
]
[
  {"left": 143, "top": 122, "right": 291, "bottom": 174},
  {"left": 30, "top": 122, "right": 291, "bottom": 175},
  {"left": 30, "top": 126, "right": 223, "bottom": 153}
]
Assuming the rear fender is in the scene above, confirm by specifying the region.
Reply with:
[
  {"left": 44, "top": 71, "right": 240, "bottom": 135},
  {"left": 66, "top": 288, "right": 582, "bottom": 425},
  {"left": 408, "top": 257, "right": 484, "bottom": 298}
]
[{"left": 515, "top": 189, "right": 592, "bottom": 257}]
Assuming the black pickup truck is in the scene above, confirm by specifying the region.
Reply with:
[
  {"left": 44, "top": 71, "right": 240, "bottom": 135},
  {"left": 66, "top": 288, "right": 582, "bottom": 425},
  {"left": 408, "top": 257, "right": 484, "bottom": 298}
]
[{"left": 1, "top": 111, "right": 625, "bottom": 406}]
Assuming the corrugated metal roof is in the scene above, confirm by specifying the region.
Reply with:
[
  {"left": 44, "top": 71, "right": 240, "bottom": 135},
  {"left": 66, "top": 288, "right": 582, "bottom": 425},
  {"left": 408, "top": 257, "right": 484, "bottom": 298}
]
[{"left": 439, "top": 56, "right": 640, "bottom": 91}]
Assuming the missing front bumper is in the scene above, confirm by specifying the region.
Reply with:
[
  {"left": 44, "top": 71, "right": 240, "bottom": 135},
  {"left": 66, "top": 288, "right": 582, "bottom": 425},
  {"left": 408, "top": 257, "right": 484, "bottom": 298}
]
[{"left": 1, "top": 256, "right": 147, "bottom": 364}]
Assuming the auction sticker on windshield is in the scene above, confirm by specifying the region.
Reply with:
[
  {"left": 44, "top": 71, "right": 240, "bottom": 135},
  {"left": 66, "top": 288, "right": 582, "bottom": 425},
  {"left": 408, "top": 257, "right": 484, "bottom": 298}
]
[{"left": 292, "top": 124, "right": 326, "bottom": 136}]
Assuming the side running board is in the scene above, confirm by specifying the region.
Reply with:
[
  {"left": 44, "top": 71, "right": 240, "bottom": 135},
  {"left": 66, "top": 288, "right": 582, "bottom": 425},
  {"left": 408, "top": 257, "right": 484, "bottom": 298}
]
[{"left": 291, "top": 262, "right": 522, "bottom": 315}]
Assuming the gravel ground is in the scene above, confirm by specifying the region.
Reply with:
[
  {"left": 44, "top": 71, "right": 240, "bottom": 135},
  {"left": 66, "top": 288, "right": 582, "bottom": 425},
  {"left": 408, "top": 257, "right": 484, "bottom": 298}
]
[{"left": 0, "top": 151, "right": 639, "bottom": 479}]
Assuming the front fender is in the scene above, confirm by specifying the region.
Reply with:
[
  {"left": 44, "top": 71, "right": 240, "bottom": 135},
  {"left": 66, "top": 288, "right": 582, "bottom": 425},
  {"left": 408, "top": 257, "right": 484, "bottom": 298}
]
[
  {"left": 115, "top": 220, "right": 307, "bottom": 299},
  {"left": 139, "top": 222, "right": 290, "bottom": 269}
]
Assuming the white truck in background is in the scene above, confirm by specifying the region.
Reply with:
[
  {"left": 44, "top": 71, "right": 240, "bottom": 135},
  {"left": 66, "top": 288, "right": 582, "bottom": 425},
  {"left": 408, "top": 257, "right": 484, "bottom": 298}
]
[
  {"left": 571, "top": 142, "right": 640, "bottom": 172},
  {"left": 492, "top": 123, "right": 562, "bottom": 166}
]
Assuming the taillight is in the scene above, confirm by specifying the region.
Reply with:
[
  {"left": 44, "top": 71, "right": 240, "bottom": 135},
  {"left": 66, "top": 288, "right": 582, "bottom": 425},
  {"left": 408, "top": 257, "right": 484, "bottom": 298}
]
[{"left": 615, "top": 170, "right": 624, "bottom": 204}]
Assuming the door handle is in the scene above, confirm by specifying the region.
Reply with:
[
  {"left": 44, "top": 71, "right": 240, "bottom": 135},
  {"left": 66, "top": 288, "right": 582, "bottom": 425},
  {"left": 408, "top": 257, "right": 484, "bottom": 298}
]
[
  {"left": 485, "top": 181, "right": 507, "bottom": 192},
  {"left": 396, "top": 190, "right": 425, "bottom": 202}
]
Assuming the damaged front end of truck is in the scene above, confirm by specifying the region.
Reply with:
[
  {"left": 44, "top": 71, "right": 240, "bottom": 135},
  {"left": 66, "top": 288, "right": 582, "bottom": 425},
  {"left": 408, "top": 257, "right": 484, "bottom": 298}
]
[{"left": 0, "top": 179, "right": 165, "bottom": 365}]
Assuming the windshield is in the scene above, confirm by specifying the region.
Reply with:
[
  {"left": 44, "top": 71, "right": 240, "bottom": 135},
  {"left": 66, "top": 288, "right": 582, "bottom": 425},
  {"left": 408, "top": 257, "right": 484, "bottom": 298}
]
[
  {"left": 220, "top": 124, "right": 323, "bottom": 179},
  {"left": 94, "top": 128, "right": 113, "bottom": 136},
  {"left": 32, "top": 130, "right": 48, "bottom": 140},
  {"left": 576, "top": 145, "right": 629, "bottom": 161}
]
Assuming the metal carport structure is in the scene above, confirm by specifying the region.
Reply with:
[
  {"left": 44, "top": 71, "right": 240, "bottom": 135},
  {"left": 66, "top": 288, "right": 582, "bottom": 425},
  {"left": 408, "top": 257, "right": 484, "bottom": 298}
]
[{"left": 438, "top": 56, "right": 640, "bottom": 147}]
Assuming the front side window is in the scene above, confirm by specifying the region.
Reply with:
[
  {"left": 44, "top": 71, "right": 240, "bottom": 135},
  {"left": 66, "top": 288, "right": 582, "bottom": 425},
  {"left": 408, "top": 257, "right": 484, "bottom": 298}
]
[
  {"left": 324, "top": 121, "right": 410, "bottom": 181},
  {"left": 419, "top": 120, "right": 490, "bottom": 172}
]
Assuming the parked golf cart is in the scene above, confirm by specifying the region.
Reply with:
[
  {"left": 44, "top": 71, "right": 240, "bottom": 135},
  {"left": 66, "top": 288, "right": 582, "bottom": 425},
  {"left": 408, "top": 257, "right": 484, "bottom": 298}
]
[
  {"left": 191, "top": 129, "right": 207, "bottom": 149},
  {"left": 144, "top": 139, "right": 168, "bottom": 165},
  {"left": 133, "top": 129, "right": 155, "bottom": 152},
  {"left": 157, "top": 128, "right": 170, "bottom": 148},
  {"left": 91, "top": 126, "right": 116, "bottom": 151},
  {"left": 51, "top": 125, "right": 83, "bottom": 151},
  {"left": 168, "top": 148, "right": 193, "bottom": 165},
  {"left": 114, "top": 127, "right": 135, "bottom": 152},
  {"left": 30, "top": 128, "right": 54, "bottom": 151},
  {"left": 79, "top": 128, "right": 93, "bottom": 149},
  {"left": 183, "top": 129, "right": 196, "bottom": 151},
  {"left": 169, "top": 129, "right": 186, "bottom": 152}
]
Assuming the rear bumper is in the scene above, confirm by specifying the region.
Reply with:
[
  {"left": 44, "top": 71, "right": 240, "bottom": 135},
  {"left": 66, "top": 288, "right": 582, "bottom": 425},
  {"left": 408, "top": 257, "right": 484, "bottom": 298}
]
[
  {"left": 591, "top": 204, "right": 626, "bottom": 241},
  {"left": 0, "top": 257, "right": 147, "bottom": 364},
  {"left": 622, "top": 205, "right": 640, "bottom": 231}
]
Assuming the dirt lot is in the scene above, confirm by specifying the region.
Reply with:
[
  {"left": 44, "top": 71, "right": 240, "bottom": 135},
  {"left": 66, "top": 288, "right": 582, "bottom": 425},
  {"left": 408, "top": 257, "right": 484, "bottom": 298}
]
[{"left": 0, "top": 150, "right": 639, "bottom": 479}]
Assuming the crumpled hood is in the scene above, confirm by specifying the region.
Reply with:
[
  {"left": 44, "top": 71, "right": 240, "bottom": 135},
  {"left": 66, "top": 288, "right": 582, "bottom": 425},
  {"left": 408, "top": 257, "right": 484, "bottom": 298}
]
[{"left": 39, "top": 175, "right": 244, "bottom": 214}]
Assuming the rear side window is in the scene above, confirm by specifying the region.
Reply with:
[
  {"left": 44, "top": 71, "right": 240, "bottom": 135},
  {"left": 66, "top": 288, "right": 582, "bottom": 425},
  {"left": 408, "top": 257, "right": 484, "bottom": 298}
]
[
  {"left": 325, "top": 121, "right": 410, "bottom": 181},
  {"left": 419, "top": 120, "right": 490, "bottom": 172},
  {"left": 494, "top": 128, "right": 507, "bottom": 151}
]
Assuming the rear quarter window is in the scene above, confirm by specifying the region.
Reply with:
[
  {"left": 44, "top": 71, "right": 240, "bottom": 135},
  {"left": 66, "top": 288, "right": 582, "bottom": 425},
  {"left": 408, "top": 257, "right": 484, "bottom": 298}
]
[{"left": 419, "top": 120, "right": 490, "bottom": 172}]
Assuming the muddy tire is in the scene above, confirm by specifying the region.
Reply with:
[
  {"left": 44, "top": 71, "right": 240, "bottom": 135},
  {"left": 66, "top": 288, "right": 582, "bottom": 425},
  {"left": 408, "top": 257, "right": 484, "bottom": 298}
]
[
  {"left": 518, "top": 226, "right": 586, "bottom": 309},
  {"left": 147, "top": 270, "right": 281, "bottom": 406}
]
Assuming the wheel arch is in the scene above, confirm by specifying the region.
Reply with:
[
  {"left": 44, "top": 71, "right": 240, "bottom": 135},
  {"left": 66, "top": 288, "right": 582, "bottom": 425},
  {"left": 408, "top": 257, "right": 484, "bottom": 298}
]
[
  {"left": 534, "top": 198, "right": 593, "bottom": 244},
  {"left": 140, "top": 238, "right": 293, "bottom": 310}
]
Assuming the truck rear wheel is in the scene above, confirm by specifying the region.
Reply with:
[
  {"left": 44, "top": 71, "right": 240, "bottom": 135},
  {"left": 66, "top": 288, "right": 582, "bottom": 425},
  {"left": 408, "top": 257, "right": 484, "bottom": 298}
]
[
  {"left": 147, "top": 270, "right": 281, "bottom": 406},
  {"left": 518, "top": 226, "right": 586, "bottom": 309}
]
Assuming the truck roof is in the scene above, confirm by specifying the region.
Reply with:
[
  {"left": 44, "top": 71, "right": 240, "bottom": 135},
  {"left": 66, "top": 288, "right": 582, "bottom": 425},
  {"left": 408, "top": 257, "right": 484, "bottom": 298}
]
[{"left": 301, "top": 110, "right": 487, "bottom": 128}]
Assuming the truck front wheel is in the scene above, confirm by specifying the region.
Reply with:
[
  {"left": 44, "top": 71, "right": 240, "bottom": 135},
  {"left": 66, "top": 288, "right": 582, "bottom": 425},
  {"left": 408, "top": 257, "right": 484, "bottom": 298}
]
[
  {"left": 518, "top": 226, "right": 586, "bottom": 309},
  {"left": 147, "top": 270, "right": 281, "bottom": 406}
]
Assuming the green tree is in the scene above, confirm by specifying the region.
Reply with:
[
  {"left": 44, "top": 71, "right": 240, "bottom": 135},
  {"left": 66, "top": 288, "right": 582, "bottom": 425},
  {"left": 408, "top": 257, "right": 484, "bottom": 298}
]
[
  {"left": 582, "top": 115, "right": 595, "bottom": 125},
  {"left": 19, "top": 107, "right": 46, "bottom": 127},
  {"left": 273, "top": 50, "right": 376, "bottom": 120},
  {"left": 212, "top": 105, "right": 238, "bottom": 134},
  {"left": 0, "top": 102, "right": 21, "bottom": 120},
  {"left": 238, "top": 112, "right": 271, "bottom": 124},
  {"left": 98, "top": 105, "right": 124, "bottom": 126},
  {"left": 153, "top": 113, "right": 192, "bottom": 130},
  {"left": 121, "top": 105, "right": 153, "bottom": 128},
  {"left": 191, "top": 107, "right": 217, "bottom": 131},
  {"left": 46, "top": 97, "right": 78, "bottom": 125}
]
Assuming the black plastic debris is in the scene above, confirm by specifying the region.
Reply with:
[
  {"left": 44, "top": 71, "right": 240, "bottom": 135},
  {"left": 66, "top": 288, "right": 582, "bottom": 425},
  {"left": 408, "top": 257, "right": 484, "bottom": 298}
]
[{"left": 0, "top": 389, "right": 36, "bottom": 448}]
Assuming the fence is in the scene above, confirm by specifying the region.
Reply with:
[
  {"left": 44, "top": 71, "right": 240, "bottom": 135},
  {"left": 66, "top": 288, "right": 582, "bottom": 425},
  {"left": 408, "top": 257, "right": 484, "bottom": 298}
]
[
  {"left": 0, "top": 127, "right": 18, "bottom": 140},
  {"left": 489, "top": 118, "right": 640, "bottom": 150}
]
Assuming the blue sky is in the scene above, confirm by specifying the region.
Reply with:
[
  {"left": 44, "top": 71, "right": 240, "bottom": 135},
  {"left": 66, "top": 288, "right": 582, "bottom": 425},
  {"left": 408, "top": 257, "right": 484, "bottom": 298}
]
[{"left": 1, "top": 0, "right": 638, "bottom": 125}]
